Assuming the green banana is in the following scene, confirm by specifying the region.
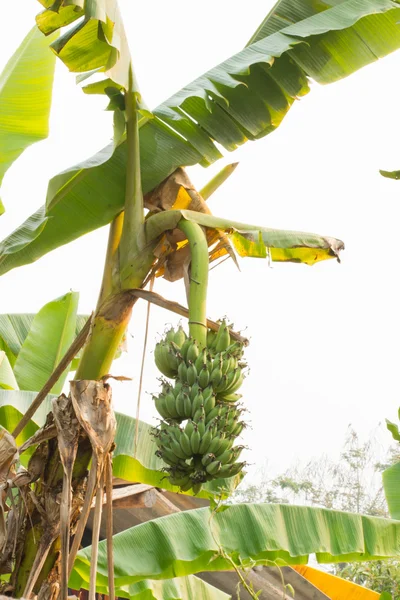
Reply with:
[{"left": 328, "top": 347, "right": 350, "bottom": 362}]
[
  {"left": 165, "top": 392, "right": 179, "bottom": 419},
  {"left": 154, "top": 342, "right": 176, "bottom": 378},
  {"left": 205, "top": 460, "right": 221, "bottom": 475},
  {"left": 180, "top": 337, "right": 192, "bottom": 361},
  {"left": 186, "top": 340, "right": 200, "bottom": 364},
  {"left": 197, "top": 416, "right": 206, "bottom": 437},
  {"left": 175, "top": 391, "right": 185, "bottom": 417},
  {"left": 204, "top": 392, "right": 216, "bottom": 414},
  {"left": 190, "top": 427, "right": 201, "bottom": 454},
  {"left": 198, "top": 365, "right": 210, "bottom": 388},
  {"left": 218, "top": 462, "right": 246, "bottom": 478},
  {"left": 154, "top": 395, "right": 170, "bottom": 420},
  {"left": 179, "top": 431, "right": 192, "bottom": 458},
  {"left": 190, "top": 382, "right": 201, "bottom": 401},
  {"left": 173, "top": 325, "right": 187, "bottom": 348},
  {"left": 192, "top": 482, "right": 202, "bottom": 495},
  {"left": 177, "top": 361, "right": 188, "bottom": 382},
  {"left": 183, "top": 393, "right": 192, "bottom": 419},
  {"left": 216, "top": 322, "right": 231, "bottom": 353},
  {"left": 198, "top": 429, "right": 213, "bottom": 454},
  {"left": 191, "top": 392, "right": 204, "bottom": 416},
  {"left": 195, "top": 348, "right": 207, "bottom": 372},
  {"left": 207, "top": 432, "right": 226, "bottom": 455},
  {"left": 201, "top": 452, "right": 215, "bottom": 467},
  {"left": 187, "top": 362, "right": 197, "bottom": 386},
  {"left": 218, "top": 392, "right": 242, "bottom": 403},
  {"left": 169, "top": 473, "right": 190, "bottom": 487},
  {"left": 210, "top": 366, "right": 223, "bottom": 387},
  {"left": 169, "top": 437, "right": 189, "bottom": 461},
  {"left": 185, "top": 420, "right": 195, "bottom": 438}
]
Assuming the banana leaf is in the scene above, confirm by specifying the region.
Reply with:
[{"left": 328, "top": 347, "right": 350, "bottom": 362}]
[
  {"left": 0, "top": 311, "right": 89, "bottom": 371},
  {"left": 2, "top": 0, "right": 400, "bottom": 273},
  {"left": 0, "top": 352, "right": 18, "bottom": 390},
  {"left": 145, "top": 209, "right": 344, "bottom": 266},
  {"left": 13, "top": 292, "right": 79, "bottom": 394},
  {"left": 35, "top": 0, "right": 130, "bottom": 89},
  {"left": 70, "top": 502, "right": 400, "bottom": 594},
  {"left": 0, "top": 390, "right": 241, "bottom": 499},
  {"left": 0, "top": 26, "right": 57, "bottom": 212},
  {"left": 383, "top": 462, "right": 400, "bottom": 520}
]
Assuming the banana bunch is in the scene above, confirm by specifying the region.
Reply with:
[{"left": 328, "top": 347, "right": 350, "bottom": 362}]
[{"left": 152, "top": 321, "right": 248, "bottom": 494}]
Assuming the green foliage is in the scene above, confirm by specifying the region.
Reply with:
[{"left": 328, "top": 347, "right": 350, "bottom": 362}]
[
  {"left": 232, "top": 428, "right": 400, "bottom": 595},
  {"left": 3, "top": 0, "right": 400, "bottom": 273},
  {"left": 0, "top": 26, "right": 57, "bottom": 211}
]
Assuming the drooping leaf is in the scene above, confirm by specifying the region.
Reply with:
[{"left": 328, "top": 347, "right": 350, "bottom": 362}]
[
  {"left": 0, "top": 312, "right": 89, "bottom": 372},
  {"left": 380, "top": 169, "right": 400, "bottom": 180},
  {"left": 0, "top": 390, "right": 241, "bottom": 499},
  {"left": 13, "top": 292, "right": 79, "bottom": 394},
  {"left": 2, "top": 0, "right": 400, "bottom": 273},
  {"left": 145, "top": 209, "right": 344, "bottom": 266},
  {"left": 386, "top": 418, "right": 400, "bottom": 442},
  {"left": 35, "top": 0, "right": 131, "bottom": 89},
  {"left": 0, "top": 352, "right": 18, "bottom": 390},
  {"left": 0, "top": 26, "right": 57, "bottom": 210},
  {"left": 70, "top": 503, "right": 400, "bottom": 594},
  {"left": 383, "top": 461, "right": 400, "bottom": 519}
]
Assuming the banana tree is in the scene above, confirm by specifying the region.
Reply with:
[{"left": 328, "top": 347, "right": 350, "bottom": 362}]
[{"left": 2, "top": 0, "right": 400, "bottom": 599}]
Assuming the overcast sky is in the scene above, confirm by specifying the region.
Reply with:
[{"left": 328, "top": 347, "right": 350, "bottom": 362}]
[{"left": 1, "top": 1, "right": 400, "bottom": 481}]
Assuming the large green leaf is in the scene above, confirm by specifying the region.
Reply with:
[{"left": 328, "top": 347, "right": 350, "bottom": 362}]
[
  {"left": 0, "top": 352, "right": 18, "bottom": 390},
  {"left": 35, "top": 0, "right": 130, "bottom": 89},
  {"left": 0, "top": 26, "right": 57, "bottom": 211},
  {"left": 2, "top": 0, "right": 400, "bottom": 273},
  {"left": 70, "top": 503, "right": 400, "bottom": 594},
  {"left": 0, "top": 312, "right": 89, "bottom": 371},
  {"left": 0, "top": 390, "right": 241, "bottom": 500},
  {"left": 13, "top": 292, "right": 79, "bottom": 394}
]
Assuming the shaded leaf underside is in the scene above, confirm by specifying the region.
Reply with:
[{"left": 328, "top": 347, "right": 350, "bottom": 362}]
[{"left": 2, "top": 0, "right": 400, "bottom": 274}]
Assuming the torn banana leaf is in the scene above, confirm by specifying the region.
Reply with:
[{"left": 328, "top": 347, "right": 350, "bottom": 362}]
[
  {"left": 145, "top": 209, "right": 344, "bottom": 266},
  {"left": 0, "top": 26, "right": 57, "bottom": 211},
  {"left": 0, "top": 390, "right": 241, "bottom": 500},
  {"left": 70, "top": 503, "right": 400, "bottom": 594},
  {"left": 0, "top": 352, "right": 18, "bottom": 390},
  {"left": 1, "top": 0, "right": 399, "bottom": 274},
  {"left": 35, "top": 0, "right": 130, "bottom": 89}
]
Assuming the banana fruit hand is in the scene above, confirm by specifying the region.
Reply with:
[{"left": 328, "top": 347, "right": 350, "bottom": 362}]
[{"left": 151, "top": 321, "right": 248, "bottom": 494}]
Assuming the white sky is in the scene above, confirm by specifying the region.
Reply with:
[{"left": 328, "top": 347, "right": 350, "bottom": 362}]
[{"left": 1, "top": 1, "right": 400, "bottom": 480}]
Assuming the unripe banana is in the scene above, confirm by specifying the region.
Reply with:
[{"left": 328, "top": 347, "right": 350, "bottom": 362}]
[
  {"left": 197, "top": 416, "right": 206, "bottom": 437},
  {"left": 191, "top": 392, "right": 204, "bottom": 416},
  {"left": 154, "top": 395, "right": 171, "bottom": 420},
  {"left": 219, "top": 462, "right": 246, "bottom": 478},
  {"left": 215, "top": 435, "right": 234, "bottom": 457},
  {"left": 218, "top": 392, "right": 242, "bottom": 403},
  {"left": 193, "top": 406, "right": 205, "bottom": 424},
  {"left": 231, "top": 421, "right": 246, "bottom": 436},
  {"left": 157, "top": 448, "right": 181, "bottom": 466},
  {"left": 205, "top": 405, "right": 221, "bottom": 424},
  {"left": 169, "top": 473, "right": 190, "bottom": 487},
  {"left": 223, "top": 369, "right": 243, "bottom": 395},
  {"left": 185, "top": 419, "right": 194, "bottom": 439},
  {"left": 215, "top": 374, "right": 228, "bottom": 394},
  {"left": 186, "top": 340, "right": 200, "bottom": 364},
  {"left": 192, "top": 482, "right": 202, "bottom": 495},
  {"left": 198, "top": 365, "right": 210, "bottom": 388},
  {"left": 179, "top": 431, "right": 192, "bottom": 458},
  {"left": 155, "top": 342, "right": 176, "bottom": 378},
  {"left": 167, "top": 423, "right": 182, "bottom": 442},
  {"left": 187, "top": 362, "right": 197, "bottom": 386},
  {"left": 165, "top": 392, "right": 179, "bottom": 419},
  {"left": 207, "top": 432, "right": 226, "bottom": 455},
  {"left": 165, "top": 328, "right": 175, "bottom": 343},
  {"left": 195, "top": 348, "right": 207, "bottom": 372},
  {"left": 212, "top": 354, "right": 223, "bottom": 371},
  {"left": 178, "top": 362, "right": 188, "bottom": 382},
  {"left": 201, "top": 452, "right": 215, "bottom": 466},
  {"left": 190, "top": 382, "right": 201, "bottom": 401},
  {"left": 206, "top": 329, "right": 217, "bottom": 349},
  {"left": 229, "top": 445, "right": 245, "bottom": 463},
  {"left": 215, "top": 321, "right": 230, "bottom": 353},
  {"left": 204, "top": 392, "right": 216, "bottom": 414},
  {"left": 173, "top": 381, "right": 183, "bottom": 397},
  {"left": 216, "top": 449, "right": 232, "bottom": 465},
  {"left": 183, "top": 393, "right": 192, "bottom": 419},
  {"left": 210, "top": 366, "right": 223, "bottom": 387},
  {"left": 205, "top": 460, "right": 222, "bottom": 475},
  {"left": 180, "top": 479, "right": 194, "bottom": 492},
  {"left": 173, "top": 325, "right": 187, "bottom": 348},
  {"left": 175, "top": 391, "right": 185, "bottom": 417},
  {"left": 169, "top": 437, "right": 188, "bottom": 461},
  {"left": 199, "top": 429, "right": 213, "bottom": 454},
  {"left": 190, "top": 427, "right": 201, "bottom": 454},
  {"left": 180, "top": 337, "right": 192, "bottom": 361}
]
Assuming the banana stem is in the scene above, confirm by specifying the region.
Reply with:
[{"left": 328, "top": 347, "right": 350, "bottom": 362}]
[{"left": 177, "top": 219, "right": 209, "bottom": 348}]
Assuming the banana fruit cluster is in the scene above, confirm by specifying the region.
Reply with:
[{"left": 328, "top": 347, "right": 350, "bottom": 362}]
[{"left": 152, "top": 321, "right": 247, "bottom": 494}]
